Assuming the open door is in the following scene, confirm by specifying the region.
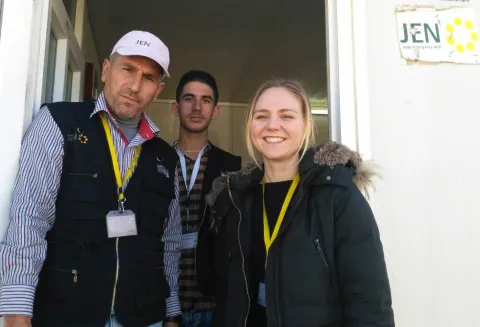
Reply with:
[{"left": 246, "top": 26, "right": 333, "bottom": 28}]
[{"left": 85, "top": 0, "right": 331, "bottom": 163}]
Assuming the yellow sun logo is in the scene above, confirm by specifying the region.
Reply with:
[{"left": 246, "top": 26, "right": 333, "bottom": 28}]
[{"left": 446, "top": 17, "right": 478, "bottom": 53}]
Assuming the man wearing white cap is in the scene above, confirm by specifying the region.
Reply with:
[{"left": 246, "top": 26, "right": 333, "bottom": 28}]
[{"left": 0, "top": 31, "right": 182, "bottom": 327}]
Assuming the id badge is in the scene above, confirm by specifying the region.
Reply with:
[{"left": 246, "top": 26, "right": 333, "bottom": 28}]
[
  {"left": 180, "top": 232, "right": 198, "bottom": 250},
  {"left": 258, "top": 281, "right": 266, "bottom": 307},
  {"left": 106, "top": 210, "right": 138, "bottom": 238}
]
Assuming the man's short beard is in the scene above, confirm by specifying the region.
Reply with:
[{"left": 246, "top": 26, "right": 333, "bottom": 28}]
[{"left": 179, "top": 116, "right": 212, "bottom": 133}]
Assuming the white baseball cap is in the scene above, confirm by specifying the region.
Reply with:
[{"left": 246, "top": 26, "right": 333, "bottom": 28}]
[{"left": 111, "top": 30, "right": 170, "bottom": 78}]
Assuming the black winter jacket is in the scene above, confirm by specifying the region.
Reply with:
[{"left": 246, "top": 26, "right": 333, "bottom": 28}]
[{"left": 197, "top": 142, "right": 395, "bottom": 327}]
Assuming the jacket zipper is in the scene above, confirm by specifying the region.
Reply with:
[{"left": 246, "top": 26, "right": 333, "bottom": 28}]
[
  {"left": 314, "top": 238, "right": 339, "bottom": 296},
  {"left": 110, "top": 238, "right": 120, "bottom": 313},
  {"left": 194, "top": 205, "right": 209, "bottom": 276},
  {"left": 68, "top": 172, "right": 99, "bottom": 178},
  {"left": 314, "top": 238, "right": 329, "bottom": 269},
  {"left": 272, "top": 242, "right": 282, "bottom": 327},
  {"left": 227, "top": 176, "right": 250, "bottom": 327},
  {"left": 46, "top": 267, "right": 78, "bottom": 283},
  {"left": 271, "top": 171, "right": 316, "bottom": 327}
]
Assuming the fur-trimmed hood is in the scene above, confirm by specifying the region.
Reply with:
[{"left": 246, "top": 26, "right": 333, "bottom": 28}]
[
  {"left": 205, "top": 141, "right": 379, "bottom": 208},
  {"left": 311, "top": 141, "right": 379, "bottom": 197}
]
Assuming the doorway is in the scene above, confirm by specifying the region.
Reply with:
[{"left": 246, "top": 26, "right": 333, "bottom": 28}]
[{"left": 86, "top": 0, "right": 330, "bottom": 163}]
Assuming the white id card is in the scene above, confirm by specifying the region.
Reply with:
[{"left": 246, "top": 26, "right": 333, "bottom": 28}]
[
  {"left": 180, "top": 232, "right": 198, "bottom": 250},
  {"left": 258, "top": 281, "right": 266, "bottom": 307},
  {"left": 106, "top": 210, "right": 138, "bottom": 238}
]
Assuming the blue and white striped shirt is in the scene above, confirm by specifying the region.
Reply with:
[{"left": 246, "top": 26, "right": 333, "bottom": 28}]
[{"left": 0, "top": 93, "right": 182, "bottom": 317}]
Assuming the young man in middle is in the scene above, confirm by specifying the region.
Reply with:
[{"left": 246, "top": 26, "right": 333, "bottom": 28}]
[{"left": 172, "top": 70, "right": 242, "bottom": 327}]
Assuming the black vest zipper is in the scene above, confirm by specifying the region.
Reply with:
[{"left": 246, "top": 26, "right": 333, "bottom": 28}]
[
  {"left": 110, "top": 238, "right": 120, "bottom": 313},
  {"left": 68, "top": 172, "right": 98, "bottom": 179},
  {"left": 45, "top": 267, "right": 78, "bottom": 283}
]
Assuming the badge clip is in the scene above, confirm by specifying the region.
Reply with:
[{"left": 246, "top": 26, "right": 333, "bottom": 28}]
[{"left": 118, "top": 198, "right": 126, "bottom": 212}]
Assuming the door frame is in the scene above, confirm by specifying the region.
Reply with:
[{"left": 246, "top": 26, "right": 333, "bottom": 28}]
[
  {"left": 23, "top": 0, "right": 86, "bottom": 129},
  {"left": 0, "top": 0, "right": 373, "bottom": 242},
  {"left": 0, "top": 0, "right": 4, "bottom": 39},
  {"left": 8, "top": 0, "right": 371, "bottom": 150},
  {"left": 326, "top": 0, "right": 372, "bottom": 159}
]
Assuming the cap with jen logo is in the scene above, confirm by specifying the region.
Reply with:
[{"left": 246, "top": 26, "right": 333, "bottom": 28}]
[{"left": 111, "top": 30, "right": 170, "bottom": 78}]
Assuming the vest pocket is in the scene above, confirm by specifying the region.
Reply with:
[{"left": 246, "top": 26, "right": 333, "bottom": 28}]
[
  {"left": 45, "top": 267, "right": 78, "bottom": 284},
  {"left": 61, "top": 172, "right": 100, "bottom": 201},
  {"left": 68, "top": 172, "right": 99, "bottom": 178},
  {"left": 36, "top": 265, "right": 90, "bottom": 316},
  {"left": 54, "top": 172, "right": 107, "bottom": 241}
]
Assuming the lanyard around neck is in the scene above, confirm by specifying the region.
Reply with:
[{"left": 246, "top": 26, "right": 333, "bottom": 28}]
[
  {"left": 262, "top": 173, "right": 300, "bottom": 269},
  {"left": 176, "top": 143, "right": 208, "bottom": 195},
  {"left": 100, "top": 112, "right": 142, "bottom": 209}
]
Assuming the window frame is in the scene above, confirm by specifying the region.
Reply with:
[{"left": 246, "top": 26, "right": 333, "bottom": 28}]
[
  {"left": 50, "top": 0, "right": 84, "bottom": 102},
  {"left": 27, "top": 0, "right": 86, "bottom": 114},
  {"left": 44, "top": 30, "right": 58, "bottom": 103}
]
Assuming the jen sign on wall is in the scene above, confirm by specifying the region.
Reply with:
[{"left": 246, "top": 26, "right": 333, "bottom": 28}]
[{"left": 396, "top": 5, "right": 480, "bottom": 64}]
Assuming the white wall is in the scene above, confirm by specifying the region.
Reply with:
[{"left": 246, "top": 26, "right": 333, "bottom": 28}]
[
  {"left": 0, "top": 3, "right": 37, "bottom": 326},
  {"left": 364, "top": 1, "right": 480, "bottom": 326},
  {"left": 0, "top": 0, "right": 35, "bottom": 239}
]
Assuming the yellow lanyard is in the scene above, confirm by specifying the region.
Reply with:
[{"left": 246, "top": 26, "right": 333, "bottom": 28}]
[
  {"left": 262, "top": 173, "right": 300, "bottom": 269},
  {"left": 100, "top": 112, "right": 142, "bottom": 207}
]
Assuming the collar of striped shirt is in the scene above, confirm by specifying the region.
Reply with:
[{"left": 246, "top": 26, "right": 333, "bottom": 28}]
[{"left": 90, "top": 92, "right": 161, "bottom": 142}]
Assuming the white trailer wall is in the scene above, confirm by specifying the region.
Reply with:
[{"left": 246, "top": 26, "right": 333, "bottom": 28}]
[{"left": 364, "top": 1, "right": 480, "bottom": 326}]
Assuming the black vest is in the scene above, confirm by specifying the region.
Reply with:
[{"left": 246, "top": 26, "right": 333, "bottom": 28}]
[{"left": 32, "top": 101, "right": 177, "bottom": 327}]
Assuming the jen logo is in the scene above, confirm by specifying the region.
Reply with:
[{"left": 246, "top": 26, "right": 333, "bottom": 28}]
[{"left": 135, "top": 40, "right": 151, "bottom": 47}]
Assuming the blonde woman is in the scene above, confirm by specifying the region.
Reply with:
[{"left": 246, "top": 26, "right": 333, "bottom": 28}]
[{"left": 196, "top": 78, "right": 394, "bottom": 327}]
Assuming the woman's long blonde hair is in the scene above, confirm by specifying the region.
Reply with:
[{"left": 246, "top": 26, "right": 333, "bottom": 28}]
[{"left": 245, "top": 78, "right": 316, "bottom": 165}]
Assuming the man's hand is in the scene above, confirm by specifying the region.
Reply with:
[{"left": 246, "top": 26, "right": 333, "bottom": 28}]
[
  {"left": 163, "top": 322, "right": 180, "bottom": 327},
  {"left": 3, "top": 315, "right": 32, "bottom": 327}
]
